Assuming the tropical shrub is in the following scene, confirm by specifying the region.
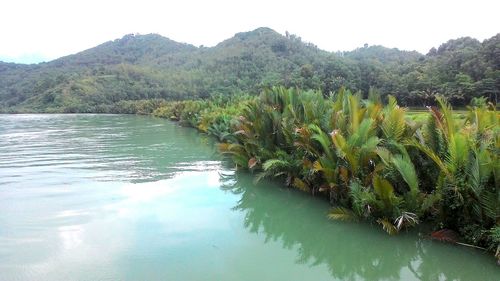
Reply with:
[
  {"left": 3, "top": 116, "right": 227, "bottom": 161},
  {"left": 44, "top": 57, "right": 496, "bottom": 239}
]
[{"left": 152, "top": 86, "right": 499, "bottom": 261}]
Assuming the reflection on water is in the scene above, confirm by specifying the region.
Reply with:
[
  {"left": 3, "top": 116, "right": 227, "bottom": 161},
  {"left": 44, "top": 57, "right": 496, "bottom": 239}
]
[
  {"left": 0, "top": 114, "right": 218, "bottom": 186},
  {"left": 220, "top": 172, "right": 500, "bottom": 281},
  {"left": 0, "top": 114, "right": 497, "bottom": 281}
]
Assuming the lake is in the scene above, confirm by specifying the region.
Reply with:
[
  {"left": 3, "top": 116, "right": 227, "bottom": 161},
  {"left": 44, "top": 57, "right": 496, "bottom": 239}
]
[{"left": 0, "top": 114, "right": 498, "bottom": 281}]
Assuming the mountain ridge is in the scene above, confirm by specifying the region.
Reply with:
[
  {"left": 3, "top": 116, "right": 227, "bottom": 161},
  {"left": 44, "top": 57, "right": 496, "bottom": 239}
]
[{"left": 0, "top": 27, "right": 498, "bottom": 112}]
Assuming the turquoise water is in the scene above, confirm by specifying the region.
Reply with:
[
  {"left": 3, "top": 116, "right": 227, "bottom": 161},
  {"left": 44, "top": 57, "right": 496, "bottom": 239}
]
[{"left": 0, "top": 114, "right": 498, "bottom": 280}]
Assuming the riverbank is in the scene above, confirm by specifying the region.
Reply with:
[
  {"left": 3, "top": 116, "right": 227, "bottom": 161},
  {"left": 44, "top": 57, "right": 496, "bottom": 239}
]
[
  {"left": 2, "top": 114, "right": 498, "bottom": 280},
  {"left": 2, "top": 87, "right": 498, "bottom": 262},
  {"left": 150, "top": 87, "right": 499, "bottom": 262}
]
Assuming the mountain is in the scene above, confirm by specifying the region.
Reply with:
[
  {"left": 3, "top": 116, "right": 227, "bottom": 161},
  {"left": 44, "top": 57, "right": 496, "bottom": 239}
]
[
  {"left": 0, "top": 28, "right": 498, "bottom": 112},
  {"left": 48, "top": 33, "right": 197, "bottom": 68}
]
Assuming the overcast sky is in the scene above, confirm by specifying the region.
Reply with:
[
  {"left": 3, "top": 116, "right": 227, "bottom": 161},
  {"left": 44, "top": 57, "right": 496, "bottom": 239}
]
[{"left": 1, "top": 0, "right": 498, "bottom": 63}]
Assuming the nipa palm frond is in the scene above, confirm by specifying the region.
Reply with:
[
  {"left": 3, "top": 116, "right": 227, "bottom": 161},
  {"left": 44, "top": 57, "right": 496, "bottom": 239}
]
[{"left": 328, "top": 207, "right": 358, "bottom": 222}]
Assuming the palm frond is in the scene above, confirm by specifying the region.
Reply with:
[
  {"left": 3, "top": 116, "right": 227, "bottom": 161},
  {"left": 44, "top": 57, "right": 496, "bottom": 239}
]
[
  {"left": 373, "top": 174, "right": 395, "bottom": 203},
  {"left": 480, "top": 190, "right": 500, "bottom": 221},
  {"left": 409, "top": 140, "right": 451, "bottom": 177},
  {"left": 262, "top": 159, "right": 290, "bottom": 171},
  {"left": 382, "top": 95, "right": 407, "bottom": 141},
  {"left": 293, "top": 178, "right": 311, "bottom": 192},
  {"left": 394, "top": 211, "right": 419, "bottom": 230},
  {"left": 377, "top": 218, "right": 398, "bottom": 235},
  {"left": 391, "top": 154, "right": 419, "bottom": 194},
  {"left": 328, "top": 207, "right": 358, "bottom": 222},
  {"left": 436, "top": 96, "right": 455, "bottom": 140}
]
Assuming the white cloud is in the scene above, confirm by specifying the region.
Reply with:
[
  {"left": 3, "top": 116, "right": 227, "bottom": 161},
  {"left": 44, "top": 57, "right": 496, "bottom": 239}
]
[{"left": 1, "top": 0, "right": 498, "bottom": 63}]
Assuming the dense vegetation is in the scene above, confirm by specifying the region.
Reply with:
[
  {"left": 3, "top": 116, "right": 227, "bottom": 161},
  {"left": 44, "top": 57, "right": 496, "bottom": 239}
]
[
  {"left": 1, "top": 28, "right": 499, "bottom": 112},
  {"left": 1, "top": 27, "right": 498, "bottom": 261},
  {"left": 151, "top": 87, "right": 499, "bottom": 262}
]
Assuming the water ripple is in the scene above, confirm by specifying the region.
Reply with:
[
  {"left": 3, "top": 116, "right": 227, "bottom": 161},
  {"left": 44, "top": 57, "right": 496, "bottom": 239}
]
[{"left": 0, "top": 114, "right": 219, "bottom": 185}]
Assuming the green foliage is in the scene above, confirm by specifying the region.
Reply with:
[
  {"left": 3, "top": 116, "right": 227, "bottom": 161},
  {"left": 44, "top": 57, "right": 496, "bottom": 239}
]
[
  {"left": 1, "top": 29, "right": 498, "bottom": 258},
  {"left": 328, "top": 207, "right": 358, "bottom": 222},
  {"left": 489, "top": 226, "right": 500, "bottom": 262},
  {"left": 154, "top": 86, "right": 498, "bottom": 259},
  {"left": 411, "top": 96, "right": 499, "bottom": 251},
  {"left": 1, "top": 30, "right": 499, "bottom": 113},
  {"left": 377, "top": 218, "right": 398, "bottom": 235}
]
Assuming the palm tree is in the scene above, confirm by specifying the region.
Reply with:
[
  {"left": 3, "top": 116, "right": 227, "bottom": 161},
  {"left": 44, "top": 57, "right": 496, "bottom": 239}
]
[{"left": 412, "top": 96, "right": 499, "bottom": 247}]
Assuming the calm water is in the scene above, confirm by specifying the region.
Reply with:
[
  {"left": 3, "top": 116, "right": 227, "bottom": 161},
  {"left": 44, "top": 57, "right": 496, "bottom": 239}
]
[{"left": 0, "top": 114, "right": 498, "bottom": 281}]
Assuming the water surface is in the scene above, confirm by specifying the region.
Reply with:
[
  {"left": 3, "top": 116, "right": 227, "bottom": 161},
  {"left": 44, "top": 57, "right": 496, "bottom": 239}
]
[{"left": 0, "top": 114, "right": 498, "bottom": 280}]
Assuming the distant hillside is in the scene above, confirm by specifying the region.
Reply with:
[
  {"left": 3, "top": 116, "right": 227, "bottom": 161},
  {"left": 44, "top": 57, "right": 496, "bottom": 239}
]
[
  {"left": 49, "top": 33, "right": 197, "bottom": 68},
  {"left": 0, "top": 28, "right": 498, "bottom": 112}
]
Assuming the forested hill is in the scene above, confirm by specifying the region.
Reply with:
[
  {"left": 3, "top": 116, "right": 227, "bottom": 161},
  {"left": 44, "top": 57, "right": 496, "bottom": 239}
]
[{"left": 0, "top": 27, "right": 498, "bottom": 112}]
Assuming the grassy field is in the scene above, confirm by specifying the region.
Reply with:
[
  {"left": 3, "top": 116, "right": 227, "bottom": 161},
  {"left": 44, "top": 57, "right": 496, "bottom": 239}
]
[{"left": 406, "top": 109, "right": 467, "bottom": 122}]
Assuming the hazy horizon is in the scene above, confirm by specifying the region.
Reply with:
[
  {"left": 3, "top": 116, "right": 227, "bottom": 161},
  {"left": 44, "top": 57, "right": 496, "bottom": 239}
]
[{"left": 1, "top": 0, "right": 499, "bottom": 64}]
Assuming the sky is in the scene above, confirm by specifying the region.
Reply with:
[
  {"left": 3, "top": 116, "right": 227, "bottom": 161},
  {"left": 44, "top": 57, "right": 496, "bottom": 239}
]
[{"left": 0, "top": 0, "right": 499, "bottom": 64}]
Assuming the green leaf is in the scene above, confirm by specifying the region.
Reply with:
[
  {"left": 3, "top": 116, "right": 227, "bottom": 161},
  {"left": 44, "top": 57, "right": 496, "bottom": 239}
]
[
  {"left": 377, "top": 218, "right": 398, "bottom": 235},
  {"left": 328, "top": 207, "right": 358, "bottom": 222},
  {"left": 391, "top": 154, "right": 419, "bottom": 194},
  {"left": 373, "top": 174, "right": 395, "bottom": 202},
  {"left": 293, "top": 178, "right": 311, "bottom": 192}
]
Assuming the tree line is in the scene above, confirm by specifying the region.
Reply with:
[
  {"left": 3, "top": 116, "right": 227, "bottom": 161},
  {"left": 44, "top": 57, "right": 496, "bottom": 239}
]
[{"left": 0, "top": 28, "right": 498, "bottom": 112}]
